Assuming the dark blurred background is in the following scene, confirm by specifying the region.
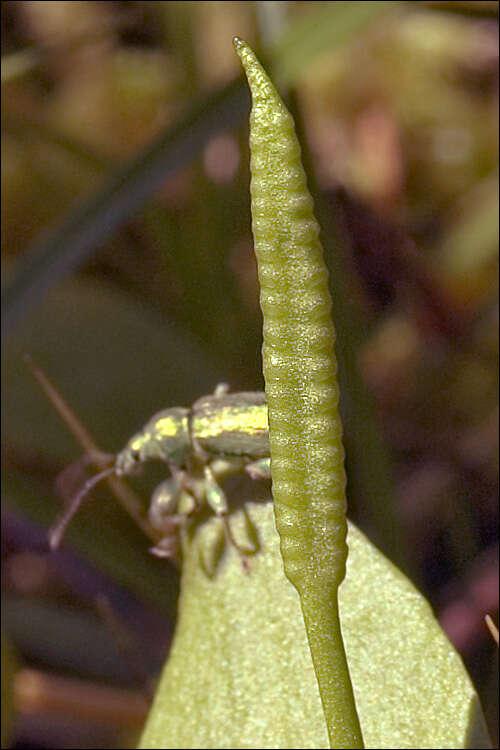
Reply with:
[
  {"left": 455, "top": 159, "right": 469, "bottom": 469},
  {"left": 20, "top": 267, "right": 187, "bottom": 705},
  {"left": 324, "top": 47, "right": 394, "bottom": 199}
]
[{"left": 2, "top": 2, "right": 498, "bottom": 748}]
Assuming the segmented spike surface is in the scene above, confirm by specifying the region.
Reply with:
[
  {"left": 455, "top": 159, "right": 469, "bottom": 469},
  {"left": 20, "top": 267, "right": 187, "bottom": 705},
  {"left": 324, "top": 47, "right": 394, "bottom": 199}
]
[{"left": 233, "top": 38, "right": 347, "bottom": 592}]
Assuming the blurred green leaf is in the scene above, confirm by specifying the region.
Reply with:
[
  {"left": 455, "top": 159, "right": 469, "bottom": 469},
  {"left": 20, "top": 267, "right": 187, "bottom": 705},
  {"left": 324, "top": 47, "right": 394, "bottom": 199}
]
[
  {"left": 422, "top": 1, "right": 499, "bottom": 17},
  {"left": 2, "top": 276, "right": 223, "bottom": 460},
  {"left": 271, "top": 1, "right": 398, "bottom": 86},
  {"left": 435, "top": 173, "right": 499, "bottom": 299},
  {"left": 2, "top": 77, "right": 249, "bottom": 336},
  {"left": 1, "top": 48, "right": 42, "bottom": 83},
  {"left": 2, "top": 276, "right": 225, "bottom": 611},
  {"left": 2, "top": 596, "right": 147, "bottom": 684}
]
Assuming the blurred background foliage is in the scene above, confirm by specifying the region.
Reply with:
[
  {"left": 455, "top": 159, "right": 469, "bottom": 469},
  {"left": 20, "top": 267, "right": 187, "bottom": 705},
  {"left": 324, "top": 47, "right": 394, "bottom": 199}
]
[{"left": 1, "top": 2, "right": 498, "bottom": 748}]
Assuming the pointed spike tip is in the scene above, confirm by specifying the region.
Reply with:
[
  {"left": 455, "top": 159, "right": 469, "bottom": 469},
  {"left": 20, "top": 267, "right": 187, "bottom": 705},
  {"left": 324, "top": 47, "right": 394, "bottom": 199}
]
[
  {"left": 232, "top": 36, "right": 244, "bottom": 51},
  {"left": 233, "top": 38, "right": 280, "bottom": 105},
  {"left": 232, "top": 36, "right": 254, "bottom": 65}
]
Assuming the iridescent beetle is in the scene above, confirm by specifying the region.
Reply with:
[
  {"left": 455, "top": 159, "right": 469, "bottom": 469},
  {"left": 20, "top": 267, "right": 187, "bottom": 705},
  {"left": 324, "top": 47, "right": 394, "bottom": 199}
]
[{"left": 50, "top": 385, "right": 270, "bottom": 558}]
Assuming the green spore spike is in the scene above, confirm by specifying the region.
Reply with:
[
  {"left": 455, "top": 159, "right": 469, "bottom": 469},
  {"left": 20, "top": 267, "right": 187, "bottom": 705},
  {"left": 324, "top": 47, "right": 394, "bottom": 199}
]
[
  {"left": 233, "top": 36, "right": 345, "bottom": 590},
  {"left": 234, "top": 37, "right": 363, "bottom": 748}
]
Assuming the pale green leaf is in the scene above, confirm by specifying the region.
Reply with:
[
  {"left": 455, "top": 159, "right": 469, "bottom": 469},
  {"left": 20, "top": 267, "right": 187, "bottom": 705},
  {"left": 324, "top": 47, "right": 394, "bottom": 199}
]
[{"left": 139, "top": 499, "right": 490, "bottom": 749}]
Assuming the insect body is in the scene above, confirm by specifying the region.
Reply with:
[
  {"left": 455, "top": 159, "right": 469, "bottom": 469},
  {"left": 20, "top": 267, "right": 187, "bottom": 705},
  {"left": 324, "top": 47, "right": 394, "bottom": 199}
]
[
  {"left": 121, "top": 384, "right": 270, "bottom": 557},
  {"left": 117, "top": 384, "right": 269, "bottom": 480},
  {"left": 52, "top": 385, "right": 270, "bottom": 557}
]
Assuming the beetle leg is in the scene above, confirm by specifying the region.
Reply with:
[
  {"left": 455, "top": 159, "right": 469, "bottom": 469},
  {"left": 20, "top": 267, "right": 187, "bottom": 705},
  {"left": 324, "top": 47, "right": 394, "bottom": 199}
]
[
  {"left": 147, "top": 477, "right": 186, "bottom": 560},
  {"left": 203, "top": 464, "right": 258, "bottom": 563},
  {"left": 149, "top": 531, "right": 181, "bottom": 559},
  {"left": 148, "top": 477, "right": 182, "bottom": 533},
  {"left": 221, "top": 515, "right": 258, "bottom": 561},
  {"left": 213, "top": 382, "right": 230, "bottom": 398},
  {"left": 203, "top": 464, "right": 229, "bottom": 516},
  {"left": 170, "top": 464, "right": 203, "bottom": 512},
  {"left": 245, "top": 457, "right": 271, "bottom": 480}
]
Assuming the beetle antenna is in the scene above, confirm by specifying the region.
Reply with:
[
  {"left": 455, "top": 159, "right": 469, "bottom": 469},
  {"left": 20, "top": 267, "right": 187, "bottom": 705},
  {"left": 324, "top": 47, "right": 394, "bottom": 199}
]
[
  {"left": 48, "top": 466, "right": 116, "bottom": 550},
  {"left": 54, "top": 452, "right": 116, "bottom": 503}
]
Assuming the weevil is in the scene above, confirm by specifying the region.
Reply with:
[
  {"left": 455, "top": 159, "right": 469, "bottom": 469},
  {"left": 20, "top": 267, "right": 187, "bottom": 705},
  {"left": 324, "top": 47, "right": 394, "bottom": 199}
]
[{"left": 50, "top": 384, "right": 270, "bottom": 557}]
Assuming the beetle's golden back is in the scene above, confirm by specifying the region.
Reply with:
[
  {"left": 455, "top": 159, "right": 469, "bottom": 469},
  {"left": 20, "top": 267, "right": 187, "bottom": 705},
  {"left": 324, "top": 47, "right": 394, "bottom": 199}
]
[{"left": 191, "top": 391, "right": 268, "bottom": 459}]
